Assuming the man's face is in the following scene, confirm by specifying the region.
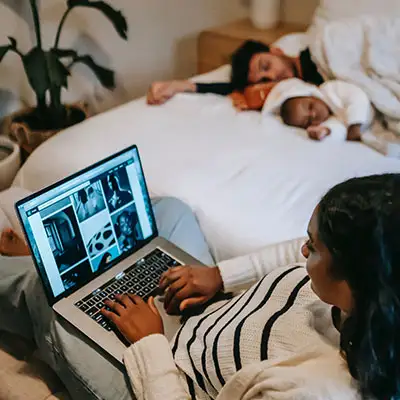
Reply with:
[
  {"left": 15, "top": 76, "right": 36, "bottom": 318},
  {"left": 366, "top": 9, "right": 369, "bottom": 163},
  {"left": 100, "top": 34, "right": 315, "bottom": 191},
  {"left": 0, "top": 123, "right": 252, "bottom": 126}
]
[{"left": 248, "top": 52, "right": 296, "bottom": 84}]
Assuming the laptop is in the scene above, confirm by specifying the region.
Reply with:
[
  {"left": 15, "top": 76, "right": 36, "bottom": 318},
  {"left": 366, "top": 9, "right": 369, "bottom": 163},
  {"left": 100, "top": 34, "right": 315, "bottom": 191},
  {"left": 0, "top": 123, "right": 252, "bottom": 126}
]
[{"left": 15, "top": 145, "right": 203, "bottom": 363}]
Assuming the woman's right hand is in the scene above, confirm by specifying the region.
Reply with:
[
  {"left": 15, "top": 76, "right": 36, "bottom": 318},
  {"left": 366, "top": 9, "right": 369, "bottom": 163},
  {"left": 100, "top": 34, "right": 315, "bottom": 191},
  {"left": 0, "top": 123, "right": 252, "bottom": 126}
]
[
  {"left": 147, "top": 80, "right": 196, "bottom": 105},
  {"left": 159, "top": 266, "right": 223, "bottom": 315}
]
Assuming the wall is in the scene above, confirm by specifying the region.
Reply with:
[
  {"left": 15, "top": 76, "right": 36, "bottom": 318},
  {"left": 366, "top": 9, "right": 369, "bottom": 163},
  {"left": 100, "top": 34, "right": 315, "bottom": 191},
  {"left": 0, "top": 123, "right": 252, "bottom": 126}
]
[
  {"left": 0, "top": 0, "right": 248, "bottom": 112},
  {"left": 282, "top": 0, "right": 318, "bottom": 24},
  {"left": 0, "top": 0, "right": 317, "bottom": 114}
]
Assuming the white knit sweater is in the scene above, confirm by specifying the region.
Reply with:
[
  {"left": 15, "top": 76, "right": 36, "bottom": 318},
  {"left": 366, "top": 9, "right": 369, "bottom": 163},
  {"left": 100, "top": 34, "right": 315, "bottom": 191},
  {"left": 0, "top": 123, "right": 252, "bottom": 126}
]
[{"left": 124, "top": 238, "right": 360, "bottom": 400}]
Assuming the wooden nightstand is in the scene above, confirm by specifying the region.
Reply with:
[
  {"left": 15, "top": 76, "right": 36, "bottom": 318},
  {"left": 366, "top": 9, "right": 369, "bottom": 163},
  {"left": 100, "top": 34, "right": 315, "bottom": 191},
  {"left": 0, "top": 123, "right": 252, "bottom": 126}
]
[{"left": 198, "top": 19, "right": 307, "bottom": 74}]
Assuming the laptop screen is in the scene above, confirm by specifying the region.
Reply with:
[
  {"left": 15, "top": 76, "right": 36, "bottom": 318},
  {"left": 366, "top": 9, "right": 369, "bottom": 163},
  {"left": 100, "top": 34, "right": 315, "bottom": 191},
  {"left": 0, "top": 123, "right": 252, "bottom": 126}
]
[{"left": 16, "top": 145, "right": 157, "bottom": 304}]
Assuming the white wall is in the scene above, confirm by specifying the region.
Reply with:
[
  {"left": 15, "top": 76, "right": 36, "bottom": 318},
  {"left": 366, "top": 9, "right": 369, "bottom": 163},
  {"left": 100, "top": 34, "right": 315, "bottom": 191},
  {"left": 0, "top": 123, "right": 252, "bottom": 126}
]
[
  {"left": 0, "top": 0, "right": 248, "bottom": 112},
  {"left": 282, "top": 0, "right": 318, "bottom": 24},
  {"left": 0, "top": 0, "right": 317, "bottom": 114}
]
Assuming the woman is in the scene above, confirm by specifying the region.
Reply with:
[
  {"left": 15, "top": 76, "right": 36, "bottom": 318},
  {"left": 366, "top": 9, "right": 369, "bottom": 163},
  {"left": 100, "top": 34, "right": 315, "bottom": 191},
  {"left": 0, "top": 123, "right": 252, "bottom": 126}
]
[{"left": 1, "top": 175, "right": 400, "bottom": 399}]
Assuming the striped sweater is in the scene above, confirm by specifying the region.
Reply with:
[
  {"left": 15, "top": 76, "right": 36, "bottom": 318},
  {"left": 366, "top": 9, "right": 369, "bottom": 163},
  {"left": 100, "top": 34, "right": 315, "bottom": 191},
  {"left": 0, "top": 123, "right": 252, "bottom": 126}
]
[{"left": 124, "top": 238, "right": 360, "bottom": 400}]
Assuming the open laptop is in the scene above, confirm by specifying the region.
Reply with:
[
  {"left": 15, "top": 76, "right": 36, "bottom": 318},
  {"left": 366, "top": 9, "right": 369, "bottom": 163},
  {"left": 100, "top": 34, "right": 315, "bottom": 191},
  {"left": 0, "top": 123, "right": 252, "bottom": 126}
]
[{"left": 15, "top": 145, "right": 203, "bottom": 363}]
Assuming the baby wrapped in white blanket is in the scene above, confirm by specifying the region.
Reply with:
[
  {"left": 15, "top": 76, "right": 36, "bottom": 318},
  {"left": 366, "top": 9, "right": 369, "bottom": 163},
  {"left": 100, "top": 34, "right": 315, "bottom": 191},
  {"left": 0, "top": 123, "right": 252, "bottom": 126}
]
[{"left": 263, "top": 78, "right": 400, "bottom": 158}]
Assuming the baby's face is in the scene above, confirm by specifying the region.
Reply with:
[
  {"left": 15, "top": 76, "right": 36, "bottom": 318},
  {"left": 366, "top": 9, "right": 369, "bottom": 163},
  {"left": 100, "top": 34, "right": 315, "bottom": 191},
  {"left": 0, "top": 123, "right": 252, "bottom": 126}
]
[{"left": 284, "top": 97, "right": 331, "bottom": 129}]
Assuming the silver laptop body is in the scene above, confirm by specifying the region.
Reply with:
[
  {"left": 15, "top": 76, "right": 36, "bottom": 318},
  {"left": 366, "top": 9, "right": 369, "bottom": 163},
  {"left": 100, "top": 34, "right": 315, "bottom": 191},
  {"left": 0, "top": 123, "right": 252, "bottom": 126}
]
[{"left": 16, "top": 145, "right": 202, "bottom": 363}]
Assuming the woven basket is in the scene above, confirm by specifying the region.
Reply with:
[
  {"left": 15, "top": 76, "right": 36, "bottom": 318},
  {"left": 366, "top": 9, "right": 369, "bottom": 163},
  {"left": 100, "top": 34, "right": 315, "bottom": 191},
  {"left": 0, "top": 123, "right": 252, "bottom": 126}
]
[{"left": 6, "top": 103, "right": 88, "bottom": 152}]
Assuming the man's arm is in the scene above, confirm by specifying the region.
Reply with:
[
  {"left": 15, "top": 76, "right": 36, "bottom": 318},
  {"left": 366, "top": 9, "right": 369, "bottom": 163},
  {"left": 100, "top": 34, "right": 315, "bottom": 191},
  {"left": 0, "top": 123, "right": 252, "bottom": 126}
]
[
  {"left": 147, "top": 81, "right": 234, "bottom": 105},
  {"left": 196, "top": 82, "right": 234, "bottom": 96}
]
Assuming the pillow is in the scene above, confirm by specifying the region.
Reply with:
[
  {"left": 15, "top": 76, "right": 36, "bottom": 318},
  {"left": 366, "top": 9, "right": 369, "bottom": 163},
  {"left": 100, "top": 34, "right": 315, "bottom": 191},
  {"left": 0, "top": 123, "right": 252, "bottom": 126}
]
[
  {"left": 192, "top": 32, "right": 309, "bottom": 83},
  {"left": 192, "top": 65, "right": 232, "bottom": 84},
  {"left": 313, "top": 0, "right": 400, "bottom": 27},
  {"left": 272, "top": 33, "right": 309, "bottom": 57},
  {"left": 0, "top": 187, "right": 32, "bottom": 238}
]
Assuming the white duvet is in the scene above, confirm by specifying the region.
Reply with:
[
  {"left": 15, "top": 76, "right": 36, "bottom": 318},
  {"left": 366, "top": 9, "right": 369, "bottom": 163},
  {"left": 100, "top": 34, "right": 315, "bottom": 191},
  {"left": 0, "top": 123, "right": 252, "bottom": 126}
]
[
  {"left": 13, "top": 91, "right": 400, "bottom": 262},
  {"left": 309, "top": 16, "right": 400, "bottom": 133}
]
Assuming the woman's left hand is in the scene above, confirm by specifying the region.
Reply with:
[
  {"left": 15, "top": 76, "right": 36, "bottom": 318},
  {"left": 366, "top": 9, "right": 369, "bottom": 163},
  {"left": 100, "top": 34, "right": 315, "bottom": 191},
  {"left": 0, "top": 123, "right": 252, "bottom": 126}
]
[{"left": 102, "top": 294, "right": 164, "bottom": 344}]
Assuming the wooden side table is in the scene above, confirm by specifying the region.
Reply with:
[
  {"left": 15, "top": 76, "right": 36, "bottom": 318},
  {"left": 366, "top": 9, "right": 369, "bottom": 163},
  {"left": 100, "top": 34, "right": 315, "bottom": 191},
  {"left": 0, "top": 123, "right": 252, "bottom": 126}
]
[{"left": 198, "top": 19, "right": 308, "bottom": 74}]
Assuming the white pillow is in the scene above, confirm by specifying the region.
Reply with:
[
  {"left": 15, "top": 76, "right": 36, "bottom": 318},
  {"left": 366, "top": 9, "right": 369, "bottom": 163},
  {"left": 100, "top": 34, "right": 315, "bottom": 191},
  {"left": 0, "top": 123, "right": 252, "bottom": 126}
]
[
  {"left": 313, "top": 0, "right": 400, "bottom": 27},
  {"left": 192, "top": 32, "right": 309, "bottom": 83},
  {"left": 192, "top": 65, "right": 231, "bottom": 84},
  {"left": 272, "top": 33, "right": 309, "bottom": 57},
  {"left": 0, "top": 187, "right": 32, "bottom": 238}
]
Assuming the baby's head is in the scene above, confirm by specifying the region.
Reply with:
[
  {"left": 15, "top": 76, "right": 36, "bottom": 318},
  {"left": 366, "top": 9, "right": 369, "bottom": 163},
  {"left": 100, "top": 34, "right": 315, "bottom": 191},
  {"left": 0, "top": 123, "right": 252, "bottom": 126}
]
[{"left": 280, "top": 96, "right": 331, "bottom": 129}]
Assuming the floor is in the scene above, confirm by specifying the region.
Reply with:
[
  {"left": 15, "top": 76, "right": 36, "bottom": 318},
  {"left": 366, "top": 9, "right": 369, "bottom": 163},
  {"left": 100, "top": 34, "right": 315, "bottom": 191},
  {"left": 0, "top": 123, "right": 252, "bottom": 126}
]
[{"left": 0, "top": 331, "right": 69, "bottom": 400}]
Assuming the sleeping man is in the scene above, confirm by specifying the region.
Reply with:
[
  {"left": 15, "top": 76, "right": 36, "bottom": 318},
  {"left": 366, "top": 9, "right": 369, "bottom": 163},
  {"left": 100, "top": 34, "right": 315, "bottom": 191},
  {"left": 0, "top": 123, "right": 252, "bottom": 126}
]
[{"left": 146, "top": 40, "right": 324, "bottom": 105}]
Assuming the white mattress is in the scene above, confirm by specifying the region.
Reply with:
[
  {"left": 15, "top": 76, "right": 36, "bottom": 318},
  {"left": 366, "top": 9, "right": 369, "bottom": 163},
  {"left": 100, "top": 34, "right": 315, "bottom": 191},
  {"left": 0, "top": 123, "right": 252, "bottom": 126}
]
[{"left": 14, "top": 54, "right": 400, "bottom": 263}]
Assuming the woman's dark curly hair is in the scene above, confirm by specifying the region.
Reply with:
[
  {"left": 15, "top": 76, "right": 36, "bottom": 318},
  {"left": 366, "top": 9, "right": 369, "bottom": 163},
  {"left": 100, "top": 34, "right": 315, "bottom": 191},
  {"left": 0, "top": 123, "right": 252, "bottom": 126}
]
[{"left": 317, "top": 174, "right": 400, "bottom": 399}]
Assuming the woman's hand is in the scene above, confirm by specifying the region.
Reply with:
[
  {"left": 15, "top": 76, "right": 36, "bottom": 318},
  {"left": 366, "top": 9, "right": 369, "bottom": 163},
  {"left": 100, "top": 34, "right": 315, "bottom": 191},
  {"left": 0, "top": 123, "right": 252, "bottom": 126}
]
[
  {"left": 147, "top": 80, "right": 196, "bottom": 105},
  {"left": 102, "top": 294, "right": 163, "bottom": 344},
  {"left": 159, "top": 266, "right": 223, "bottom": 315}
]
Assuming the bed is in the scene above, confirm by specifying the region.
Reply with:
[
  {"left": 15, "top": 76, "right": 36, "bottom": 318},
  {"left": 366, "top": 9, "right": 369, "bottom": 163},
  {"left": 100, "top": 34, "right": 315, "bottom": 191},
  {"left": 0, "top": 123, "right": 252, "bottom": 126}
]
[{"left": 11, "top": 9, "right": 400, "bottom": 263}]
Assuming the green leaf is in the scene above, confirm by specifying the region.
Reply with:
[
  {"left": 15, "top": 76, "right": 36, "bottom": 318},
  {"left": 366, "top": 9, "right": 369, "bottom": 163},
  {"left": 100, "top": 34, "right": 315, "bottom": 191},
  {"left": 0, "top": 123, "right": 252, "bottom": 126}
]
[
  {"left": 70, "top": 54, "right": 115, "bottom": 89},
  {"left": 0, "top": 46, "right": 11, "bottom": 62},
  {"left": 67, "top": 0, "right": 128, "bottom": 39},
  {"left": 0, "top": 37, "right": 18, "bottom": 62},
  {"left": 22, "top": 47, "right": 50, "bottom": 97},
  {"left": 7, "top": 36, "right": 17, "bottom": 49},
  {"left": 46, "top": 50, "right": 70, "bottom": 89},
  {"left": 51, "top": 48, "right": 78, "bottom": 59},
  {"left": 23, "top": 48, "right": 70, "bottom": 98}
]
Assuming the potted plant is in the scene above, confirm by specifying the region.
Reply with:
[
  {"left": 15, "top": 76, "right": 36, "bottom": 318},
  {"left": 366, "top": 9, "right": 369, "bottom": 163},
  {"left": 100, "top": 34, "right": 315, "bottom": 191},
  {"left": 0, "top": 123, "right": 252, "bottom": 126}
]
[
  {"left": 0, "top": 0, "right": 128, "bottom": 151},
  {"left": 0, "top": 136, "right": 20, "bottom": 190}
]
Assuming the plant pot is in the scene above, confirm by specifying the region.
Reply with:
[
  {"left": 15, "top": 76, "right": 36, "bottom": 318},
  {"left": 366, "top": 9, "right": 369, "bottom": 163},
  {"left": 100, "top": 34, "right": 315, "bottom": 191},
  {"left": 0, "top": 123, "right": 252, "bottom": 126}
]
[
  {"left": 0, "top": 136, "right": 21, "bottom": 190},
  {"left": 250, "top": 0, "right": 281, "bottom": 30},
  {"left": 6, "top": 103, "right": 88, "bottom": 153}
]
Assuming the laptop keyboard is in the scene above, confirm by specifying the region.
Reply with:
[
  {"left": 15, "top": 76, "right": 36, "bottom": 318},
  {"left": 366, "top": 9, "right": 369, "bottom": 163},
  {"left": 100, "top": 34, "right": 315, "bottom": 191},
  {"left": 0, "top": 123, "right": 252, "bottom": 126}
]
[{"left": 74, "top": 248, "right": 181, "bottom": 332}]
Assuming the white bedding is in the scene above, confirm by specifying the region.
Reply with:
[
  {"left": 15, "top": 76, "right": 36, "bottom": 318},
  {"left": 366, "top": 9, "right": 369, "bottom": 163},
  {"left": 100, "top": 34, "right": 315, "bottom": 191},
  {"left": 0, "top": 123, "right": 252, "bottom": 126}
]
[{"left": 13, "top": 37, "right": 400, "bottom": 262}]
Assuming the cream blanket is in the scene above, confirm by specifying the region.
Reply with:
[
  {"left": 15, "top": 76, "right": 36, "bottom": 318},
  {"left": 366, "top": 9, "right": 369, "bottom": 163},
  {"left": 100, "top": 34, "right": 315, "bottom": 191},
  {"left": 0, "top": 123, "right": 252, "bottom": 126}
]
[{"left": 309, "top": 16, "right": 400, "bottom": 134}]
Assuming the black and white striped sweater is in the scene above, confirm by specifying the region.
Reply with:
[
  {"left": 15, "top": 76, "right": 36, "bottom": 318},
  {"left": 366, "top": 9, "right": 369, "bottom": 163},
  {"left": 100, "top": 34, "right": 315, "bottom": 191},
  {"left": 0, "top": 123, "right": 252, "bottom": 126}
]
[{"left": 125, "top": 238, "right": 359, "bottom": 400}]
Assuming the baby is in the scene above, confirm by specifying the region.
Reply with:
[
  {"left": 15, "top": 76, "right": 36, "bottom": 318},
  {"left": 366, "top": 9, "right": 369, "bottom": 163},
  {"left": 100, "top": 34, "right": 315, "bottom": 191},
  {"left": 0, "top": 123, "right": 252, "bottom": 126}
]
[
  {"left": 275, "top": 79, "right": 374, "bottom": 141},
  {"left": 233, "top": 78, "right": 374, "bottom": 142}
]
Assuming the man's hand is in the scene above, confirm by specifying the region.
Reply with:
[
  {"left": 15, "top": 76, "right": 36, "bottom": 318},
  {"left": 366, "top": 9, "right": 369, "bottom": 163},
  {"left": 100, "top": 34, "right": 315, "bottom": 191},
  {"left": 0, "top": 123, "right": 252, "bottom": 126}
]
[
  {"left": 347, "top": 124, "right": 362, "bottom": 141},
  {"left": 159, "top": 266, "right": 223, "bottom": 315},
  {"left": 147, "top": 80, "right": 196, "bottom": 105},
  {"left": 307, "top": 125, "right": 331, "bottom": 141},
  {"left": 102, "top": 294, "right": 163, "bottom": 344},
  {"left": 229, "top": 92, "right": 249, "bottom": 111}
]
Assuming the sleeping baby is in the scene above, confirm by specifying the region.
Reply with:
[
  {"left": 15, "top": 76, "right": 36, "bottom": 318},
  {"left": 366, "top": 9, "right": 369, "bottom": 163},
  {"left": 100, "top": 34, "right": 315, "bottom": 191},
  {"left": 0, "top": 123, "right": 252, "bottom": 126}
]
[{"left": 232, "top": 78, "right": 374, "bottom": 142}]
